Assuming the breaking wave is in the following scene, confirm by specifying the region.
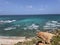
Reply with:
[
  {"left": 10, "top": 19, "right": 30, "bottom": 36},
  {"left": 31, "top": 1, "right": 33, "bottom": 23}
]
[
  {"left": 43, "top": 21, "right": 60, "bottom": 30},
  {"left": 4, "top": 27, "right": 16, "bottom": 31},
  {"left": 0, "top": 20, "right": 16, "bottom": 24},
  {"left": 24, "top": 24, "right": 39, "bottom": 30}
]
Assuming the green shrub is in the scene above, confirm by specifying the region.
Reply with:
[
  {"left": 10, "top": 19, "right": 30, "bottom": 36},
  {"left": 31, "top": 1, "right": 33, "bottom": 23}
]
[{"left": 51, "top": 35, "right": 60, "bottom": 45}]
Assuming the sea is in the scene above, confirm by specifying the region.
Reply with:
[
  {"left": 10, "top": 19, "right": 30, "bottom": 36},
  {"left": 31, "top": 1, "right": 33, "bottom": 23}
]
[{"left": 0, "top": 14, "right": 60, "bottom": 37}]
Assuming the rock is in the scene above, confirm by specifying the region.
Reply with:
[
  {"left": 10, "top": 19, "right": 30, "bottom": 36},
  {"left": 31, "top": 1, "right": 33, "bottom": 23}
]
[
  {"left": 36, "top": 41, "right": 48, "bottom": 45},
  {"left": 37, "top": 32, "right": 55, "bottom": 44}
]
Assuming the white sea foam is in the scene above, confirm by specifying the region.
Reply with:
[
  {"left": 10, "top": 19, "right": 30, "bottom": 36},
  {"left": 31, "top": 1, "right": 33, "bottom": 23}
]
[
  {"left": 24, "top": 24, "right": 39, "bottom": 30},
  {"left": 0, "top": 20, "right": 16, "bottom": 24},
  {"left": 51, "top": 21, "right": 58, "bottom": 24},
  {"left": 46, "top": 22, "right": 56, "bottom": 26},
  {"left": 24, "top": 28, "right": 27, "bottom": 30},
  {"left": 57, "top": 23, "right": 60, "bottom": 25},
  {"left": 46, "top": 22, "right": 51, "bottom": 25},
  {"left": 4, "top": 27, "right": 16, "bottom": 31},
  {"left": 15, "top": 25, "right": 20, "bottom": 27},
  {"left": 43, "top": 21, "right": 60, "bottom": 30},
  {"left": 43, "top": 25, "right": 49, "bottom": 28},
  {"left": 56, "top": 23, "right": 60, "bottom": 27},
  {"left": 28, "top": 24, "right": 39, "bottom": 30}
]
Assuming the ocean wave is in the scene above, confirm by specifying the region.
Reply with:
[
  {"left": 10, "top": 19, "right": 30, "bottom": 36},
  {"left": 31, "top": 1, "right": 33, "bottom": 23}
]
[
  {"left": 24, "top": 24, "right": 39, "bottom": 30},
  {"left": 4, "top": 27, "right": 16, "bottom": 31},
  {"left": 43, "top": 21, "right": 60, "bottom": 30},
  {"left": 51, "top": 21, "right": 58, "bottom": 24},
  {"left": 0, "top": 20, "right": 16, "bottom": 24},
  {"left": 15, "top": 25, "right": 20, "bottom": 27},
  {"left": 46, "top": 22, "right": 55, "bottom": 26}
]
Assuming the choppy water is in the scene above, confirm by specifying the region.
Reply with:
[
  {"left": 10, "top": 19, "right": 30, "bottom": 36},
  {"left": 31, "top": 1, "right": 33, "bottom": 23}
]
[{"left": 0, "top": 14, "right": 60, "bottom": 36}]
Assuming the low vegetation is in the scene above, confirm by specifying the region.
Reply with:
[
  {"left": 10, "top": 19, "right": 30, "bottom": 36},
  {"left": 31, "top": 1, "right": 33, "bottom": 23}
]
[{"left": 14, "top": 29, "right": 60, "bottom": 45}]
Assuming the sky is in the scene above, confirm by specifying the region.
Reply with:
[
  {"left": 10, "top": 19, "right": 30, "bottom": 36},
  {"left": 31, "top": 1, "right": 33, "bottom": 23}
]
[{"left": 0, "top": 0, "right": 60, "bottom": 15}]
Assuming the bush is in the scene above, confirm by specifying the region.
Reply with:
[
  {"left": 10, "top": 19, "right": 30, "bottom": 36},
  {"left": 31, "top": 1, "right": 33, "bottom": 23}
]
[{"left": 51, "top": 35, "right": 60, "bottom": 45}]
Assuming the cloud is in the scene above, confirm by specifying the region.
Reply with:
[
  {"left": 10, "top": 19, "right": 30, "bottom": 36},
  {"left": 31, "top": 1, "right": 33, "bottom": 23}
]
[
  {"left": 0, "top": 10, "right": 2, "bottom": 11},
  {"left": 26, "top": 5, "right": 32, "bottom": 9},
  {"left": 38, "top": 5, "right": 48, "bottom": 11},
  {"left": 0, "top": 0, "right": 9, "bottom": 4},
  {"left": 39, "top": 8, "right": 45, "bottom": 10},
  {"left": 5, "top": 1, "right": 9, "bottom": 4}
]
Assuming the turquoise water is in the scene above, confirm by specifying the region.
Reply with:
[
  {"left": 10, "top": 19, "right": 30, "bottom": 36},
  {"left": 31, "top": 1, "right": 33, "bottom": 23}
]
[{"left": 0, "top": 14, "right": 60, "bottom": 36}]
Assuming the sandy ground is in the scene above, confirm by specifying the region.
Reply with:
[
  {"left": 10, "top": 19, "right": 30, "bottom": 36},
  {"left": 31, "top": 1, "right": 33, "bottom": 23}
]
[{"left": 0, "top": 36, "right": 32, "bottom": 45}]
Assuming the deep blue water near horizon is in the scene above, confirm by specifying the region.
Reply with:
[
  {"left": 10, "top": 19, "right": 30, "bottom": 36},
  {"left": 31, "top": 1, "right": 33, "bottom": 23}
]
[{"left": 0, "top": 14, "right": 60, "bottom": 36}]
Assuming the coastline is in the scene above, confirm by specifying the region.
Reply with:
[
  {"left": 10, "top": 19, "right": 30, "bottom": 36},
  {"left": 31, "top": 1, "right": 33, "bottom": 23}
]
[{"left": 0, "top": 36, "right": 32, "bottom": 45}]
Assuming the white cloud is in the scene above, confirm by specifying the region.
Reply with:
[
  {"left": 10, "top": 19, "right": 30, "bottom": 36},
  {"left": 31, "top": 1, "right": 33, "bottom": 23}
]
[
  {"left": 20, "top": 6, "right": 23, "bottom": 8},
  {"left": 0, "top": 10, "right": 3, "bottom": 12},
  {"left": 26, "top": 5, "right": 32, "bottom": 9},
  {"left": 0, "top": 10, "right": 2, "bottom": 11},
  {"left": 39, "top": 5, "right": 48, "bottom": 11},
  {"left": 5, "top": 1, "right": 9, "bottom": 4},
  {"left": 39, "top": 8, "right": 45, "bottom": 10}
]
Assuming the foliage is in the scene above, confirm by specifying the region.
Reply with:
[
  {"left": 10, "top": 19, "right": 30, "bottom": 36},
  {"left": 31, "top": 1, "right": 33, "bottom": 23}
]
[
  {"left": 51, "top": 29, "right": 60, "bottom": 45},
  {"left": 14, "top": 29, "right": 60, "bottom": 45}
]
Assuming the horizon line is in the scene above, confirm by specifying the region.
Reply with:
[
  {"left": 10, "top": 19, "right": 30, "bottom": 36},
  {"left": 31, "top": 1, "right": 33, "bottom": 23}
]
[{"left": 0, "top": 14, "right": 60, "bottom": 15}]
